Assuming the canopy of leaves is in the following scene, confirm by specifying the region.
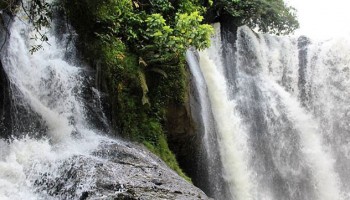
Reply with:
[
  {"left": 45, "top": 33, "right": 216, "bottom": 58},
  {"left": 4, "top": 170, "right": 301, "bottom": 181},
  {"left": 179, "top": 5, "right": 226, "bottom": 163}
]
[
  {"left": 145, "top": 11, "right": 213, "bottom": 53},
  {"left": 215, "top": 0, "right": 299, "bottom": 35},
  {"left": 64, "top": 0, "right": 213, "bottom": 56}
]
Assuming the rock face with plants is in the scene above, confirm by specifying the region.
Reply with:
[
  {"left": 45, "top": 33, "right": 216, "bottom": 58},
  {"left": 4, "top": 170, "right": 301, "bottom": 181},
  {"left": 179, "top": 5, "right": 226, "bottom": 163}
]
[
  {"left": 0, "top": 0, "right": 299, "bottom": 197},
  {"left": 60, "top": 0, "right": 214, "bottom": 181}
]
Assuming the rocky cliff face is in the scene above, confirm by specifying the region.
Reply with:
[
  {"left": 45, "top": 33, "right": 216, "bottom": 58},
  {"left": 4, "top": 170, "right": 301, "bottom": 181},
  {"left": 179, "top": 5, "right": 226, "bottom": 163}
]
[{"left": 165, "top": 67, "right": 214, "bottom": 196}]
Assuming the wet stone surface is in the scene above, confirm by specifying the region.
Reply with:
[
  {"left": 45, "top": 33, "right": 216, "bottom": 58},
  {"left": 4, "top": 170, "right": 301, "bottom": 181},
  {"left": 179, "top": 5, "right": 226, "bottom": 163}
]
[{"left": 32, "top": 140, "right": 211, "bottom": 200}]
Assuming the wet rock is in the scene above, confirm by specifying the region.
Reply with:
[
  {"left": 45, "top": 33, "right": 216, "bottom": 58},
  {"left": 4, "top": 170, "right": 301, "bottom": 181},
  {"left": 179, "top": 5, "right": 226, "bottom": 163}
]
[
  {"left": 0, "top": 14, "right": 12, "bottom": 138},
  {"left": 32, "top": 140, "right": 211, "bottom": 200}
]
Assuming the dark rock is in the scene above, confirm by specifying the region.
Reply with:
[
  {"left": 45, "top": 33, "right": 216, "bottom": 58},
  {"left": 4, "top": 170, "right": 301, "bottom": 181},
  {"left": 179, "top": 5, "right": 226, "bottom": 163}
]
[
  {"left": 165, "top": 95, "right": 206, "bottom": 193},
  {"left": 79, "top": 191, "right": 89, "bottom": 200},
  {"left": 0, "top": 57, "right": 12, "bottom": 138},
  {"left": 151, "top": 179, "right": 163, "bottom": 186},
  {"left": 297, "top": 36, "right": 311, "bottom": 108},
  {"left": 0, "top": 13, "right": 12, "bottom": 138},
  {"left": 32, "top": 140, "right": 211, "bottom": 200},
  {"left": 220, "top": 14, "right": 239, "bottom": 89}
]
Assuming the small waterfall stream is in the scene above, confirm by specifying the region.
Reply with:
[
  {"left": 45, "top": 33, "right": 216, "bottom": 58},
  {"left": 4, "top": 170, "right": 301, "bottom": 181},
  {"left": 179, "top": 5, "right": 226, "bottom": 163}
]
[{"left": 188, "top": 24, "right": 350, "bottom": 200}]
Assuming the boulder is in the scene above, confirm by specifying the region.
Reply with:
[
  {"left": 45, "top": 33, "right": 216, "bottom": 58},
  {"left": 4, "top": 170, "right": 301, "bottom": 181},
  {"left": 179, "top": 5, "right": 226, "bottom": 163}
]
[{"left": 33, "top": 140, "right": 211, "bottom": 200}]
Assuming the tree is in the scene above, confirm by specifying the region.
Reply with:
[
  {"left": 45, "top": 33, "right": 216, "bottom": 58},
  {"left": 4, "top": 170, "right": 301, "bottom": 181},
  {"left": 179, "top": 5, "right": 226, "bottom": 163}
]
[{"left": 214, "top": 0, "right": 299, "bottom": 35}]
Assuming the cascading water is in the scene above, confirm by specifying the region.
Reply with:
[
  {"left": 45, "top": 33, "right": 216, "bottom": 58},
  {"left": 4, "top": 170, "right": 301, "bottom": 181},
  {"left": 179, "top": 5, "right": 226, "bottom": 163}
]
[
  {"left": 0, "top": 5, "right": 115, "bottom": 199},
  {"left": 0, "top": 3, "right": 210, "bottom": 200},
  {"left": 188, "top": 24, "right": 350, "bottom": 199},
  {"left": 305, "top": 35, "right": 350, "bottom": 199}
]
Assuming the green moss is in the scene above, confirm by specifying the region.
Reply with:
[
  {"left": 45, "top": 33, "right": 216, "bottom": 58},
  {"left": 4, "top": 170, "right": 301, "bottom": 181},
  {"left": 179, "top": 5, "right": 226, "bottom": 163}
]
[{"left": 143, "top": 134, "right": 192, "bottom": 182}]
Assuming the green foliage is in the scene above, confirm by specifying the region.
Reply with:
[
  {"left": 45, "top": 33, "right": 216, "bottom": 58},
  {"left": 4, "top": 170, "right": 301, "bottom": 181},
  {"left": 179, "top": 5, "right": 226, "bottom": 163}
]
[
  {"left": 143, "top": 134, "right": 192, "bottom": 182},
  {"left": 145, "top": 12, "right": 213, "bottom": 53},
  {"left": 148, "top": 0, "right": 174, "bottom": 13},
  {"left": 177, "top": 0, "right": 205, "bottom": 14},
  {"left": 215, "top": 0, "right": 299, "bottom": 35}
]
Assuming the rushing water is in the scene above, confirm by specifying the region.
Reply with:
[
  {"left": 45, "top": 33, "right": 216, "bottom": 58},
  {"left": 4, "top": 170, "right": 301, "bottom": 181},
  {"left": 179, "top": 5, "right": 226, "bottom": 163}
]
[
  {"left": 188, "top": 24, "right": 350, "bottom": 199},
  {"left": 0, "top": 5, "right": 120, "bottom": 200}
]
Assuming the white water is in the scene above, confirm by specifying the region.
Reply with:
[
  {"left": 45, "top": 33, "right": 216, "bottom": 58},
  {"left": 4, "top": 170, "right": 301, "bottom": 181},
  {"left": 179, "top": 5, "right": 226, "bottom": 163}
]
[
  {"left": 199, "top": 50, "right": 253, "bottom": 199},
  {"left": 236, "top": 27, "right": 341, "bottom": 199},
  {"left": 0, "top": 6, "right": 118, "bottom": 200},
  {"left": 196, "top": 26, "right": 254, "bottom": 198},
  {"left": 260, "top": 77, "right": 341, "bottom": 200},
  {"left": 189, "top": 25, "right": 349, "bottom": 199},
  {"left": 305, "top": 37, "right": 350, "bottom": 199}
]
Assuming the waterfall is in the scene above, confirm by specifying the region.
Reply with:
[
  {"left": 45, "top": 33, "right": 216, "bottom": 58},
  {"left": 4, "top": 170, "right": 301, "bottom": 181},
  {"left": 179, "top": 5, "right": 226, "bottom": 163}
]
[
  {"left": 188, "top": 24, "right": 349, "bottom": 199},
  {"left": 0, "top": 6, "right": 102, "bottom": 200},
  {"left": 0, "top": 4, "right": 130, "bottom": 200}
]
